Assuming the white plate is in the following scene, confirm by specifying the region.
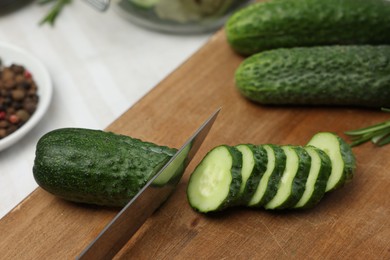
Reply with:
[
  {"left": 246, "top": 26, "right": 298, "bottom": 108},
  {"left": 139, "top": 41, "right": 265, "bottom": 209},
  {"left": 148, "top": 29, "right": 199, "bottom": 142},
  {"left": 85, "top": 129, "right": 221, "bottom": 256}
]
[{"left": 0, "top": 42, "right": 52, "bottom": 151}]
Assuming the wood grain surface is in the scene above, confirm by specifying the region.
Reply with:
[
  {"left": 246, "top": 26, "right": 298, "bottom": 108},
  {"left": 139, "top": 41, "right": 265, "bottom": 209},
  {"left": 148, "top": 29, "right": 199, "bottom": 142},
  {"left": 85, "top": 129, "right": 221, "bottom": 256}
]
[{"left": 1, "top": 29, "right": 390, "bottom": 259}]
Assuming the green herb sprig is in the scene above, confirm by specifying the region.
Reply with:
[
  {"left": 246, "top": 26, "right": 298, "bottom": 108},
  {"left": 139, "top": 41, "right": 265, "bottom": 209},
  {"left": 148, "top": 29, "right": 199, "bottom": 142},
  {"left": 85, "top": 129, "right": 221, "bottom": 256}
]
[
  {"left": 39, "top": 0, "right": 72, "bottom": 26},
  {"left": 345, "top": 108, "right": 390, "bottom": 147}
]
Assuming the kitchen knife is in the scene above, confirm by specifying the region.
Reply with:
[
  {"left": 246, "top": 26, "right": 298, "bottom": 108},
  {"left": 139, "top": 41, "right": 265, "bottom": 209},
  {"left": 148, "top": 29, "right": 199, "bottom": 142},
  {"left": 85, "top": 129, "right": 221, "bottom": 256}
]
[{"left": 77, "top": 108, "right": 220, "bottom": 259}]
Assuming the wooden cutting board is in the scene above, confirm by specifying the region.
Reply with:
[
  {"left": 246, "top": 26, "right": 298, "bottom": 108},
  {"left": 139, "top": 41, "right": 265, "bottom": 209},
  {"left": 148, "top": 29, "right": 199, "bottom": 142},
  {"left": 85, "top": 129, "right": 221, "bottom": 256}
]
[{"left": 1, "top": 29, "right": 390, "bottom": 259}]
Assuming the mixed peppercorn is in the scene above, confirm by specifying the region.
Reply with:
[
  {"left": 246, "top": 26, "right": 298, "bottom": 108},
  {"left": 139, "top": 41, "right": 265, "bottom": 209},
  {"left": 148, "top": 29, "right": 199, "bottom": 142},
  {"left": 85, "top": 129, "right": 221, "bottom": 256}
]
[{"left": 0, "top": 61, "right": 39, "bottom": 139}]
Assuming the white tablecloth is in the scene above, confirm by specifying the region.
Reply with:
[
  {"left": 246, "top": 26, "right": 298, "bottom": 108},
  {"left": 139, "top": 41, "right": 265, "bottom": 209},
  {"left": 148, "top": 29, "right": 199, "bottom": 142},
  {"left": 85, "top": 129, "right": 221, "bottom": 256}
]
[{"left": 0, "top": 1, "right": 210, "bottom": 219}]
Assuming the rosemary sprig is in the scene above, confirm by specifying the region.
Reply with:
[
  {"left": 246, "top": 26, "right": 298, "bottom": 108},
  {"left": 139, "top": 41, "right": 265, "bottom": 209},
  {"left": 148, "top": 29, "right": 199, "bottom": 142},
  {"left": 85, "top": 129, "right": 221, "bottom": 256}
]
[
  {"left": 39, "top": 0, "right": 72, "bottom": 26},
  {"left": 345, "top": 108, "right": 390, "bottom": 147}
]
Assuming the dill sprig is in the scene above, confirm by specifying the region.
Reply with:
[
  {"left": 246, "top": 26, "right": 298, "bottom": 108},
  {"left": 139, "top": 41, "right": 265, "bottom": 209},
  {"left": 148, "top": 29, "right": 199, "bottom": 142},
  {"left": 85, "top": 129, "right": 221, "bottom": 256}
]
[
  {"left": 345, "top": 108, "right": 390, "bottom": 147},
  {"left": 39, "top": 0, "right": 72, "bottom": 26}
]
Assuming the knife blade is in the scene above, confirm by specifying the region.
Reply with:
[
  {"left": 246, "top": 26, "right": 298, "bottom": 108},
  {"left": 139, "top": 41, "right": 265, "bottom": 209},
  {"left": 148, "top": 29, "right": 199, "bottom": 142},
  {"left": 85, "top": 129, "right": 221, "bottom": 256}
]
[{"left": 77, "top": 108, "right": 220, "bottom": 259}]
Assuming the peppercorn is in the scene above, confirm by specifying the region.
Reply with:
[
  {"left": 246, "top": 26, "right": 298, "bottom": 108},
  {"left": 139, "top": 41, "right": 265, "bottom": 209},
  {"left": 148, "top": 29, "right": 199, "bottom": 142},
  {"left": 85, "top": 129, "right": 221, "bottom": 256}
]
[
  {"left": 12, "top": 89, "right": 25, "bottom": 101},
  {"left": 0, "top": 120, "right": 9, "bottom": 128},
  {"left": 24, "top": 99, "right": 37, "bottom": 114},
  {"left": 0, "top": 63, "right": 39, "bottom": 140},
  {"left": 24, "top": 70, "right": 32, "bottom": 79},
  {"left": 16, "top": 109, "right": 30, "bottom": 122},
  {"left": 0, "top": 111, "right": 5, "bottom": 120},
  {"left": 0, "top": 129, "right": 6, "bottom": 138},
  {"left": 2, "top": 68, "right": 14, "bottom": 81},
  {"left": 9, "top": 114, "right": 19, "bottom": 124}
]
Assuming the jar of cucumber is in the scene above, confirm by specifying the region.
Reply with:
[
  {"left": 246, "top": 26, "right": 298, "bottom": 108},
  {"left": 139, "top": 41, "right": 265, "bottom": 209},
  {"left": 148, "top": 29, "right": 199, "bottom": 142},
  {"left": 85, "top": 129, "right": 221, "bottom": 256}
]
[{"left": 111, "top": 0, "right": 253, "bottom": 34}]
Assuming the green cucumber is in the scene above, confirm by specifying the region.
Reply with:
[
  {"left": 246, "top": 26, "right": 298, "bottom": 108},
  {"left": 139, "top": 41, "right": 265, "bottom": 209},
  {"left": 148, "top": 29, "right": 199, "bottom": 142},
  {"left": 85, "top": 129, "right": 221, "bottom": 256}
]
[
  {"left": 187, "top": 145, "right": 242, "bottom": 213},
  {"left": 265, "top": 146, "right": 311, "bottom": 210},
  {"left": 294, "top": 146, "right": 331, "bottom": 209},
  {"left": 248, "top": 145, "right": 286, "bottom": 207},
  {"left": 33, "top": 128, "right": 176, "bottom": 207},
  {"left": 307, "top": 132, "right": 356, "bottom": 192},
  {"left": 235, "top": 45, "right": 390, "bottom": 107},
  {"left": 235, "top": 144, "right": 268, "bottom": 204},
  {"left": 226, "top": 0, "right": 390, "bottom": 55}
]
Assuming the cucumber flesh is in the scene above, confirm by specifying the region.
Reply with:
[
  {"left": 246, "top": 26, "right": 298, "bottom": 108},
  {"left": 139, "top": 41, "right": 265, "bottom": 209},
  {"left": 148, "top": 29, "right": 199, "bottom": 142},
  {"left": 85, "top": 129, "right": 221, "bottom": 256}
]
[
  {"left": 307, "top": 132, "right": 355, "bottom": 192},
  {"left": 265, "top": 146, "right": 301, "bottom": 209},
  {"left": 294, "top": 146, "right": 331, "bottom": 209},
  {"left": 187, "top": 145, "right": 242, "bottom": 213}
]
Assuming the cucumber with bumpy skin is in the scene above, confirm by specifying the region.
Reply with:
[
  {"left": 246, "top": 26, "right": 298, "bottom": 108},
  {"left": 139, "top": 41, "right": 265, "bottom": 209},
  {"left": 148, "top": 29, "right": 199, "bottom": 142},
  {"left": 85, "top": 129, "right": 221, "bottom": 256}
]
[
  {"left": 235, "top": 45, "right": 390, "bottom": 108},
  {"left": 33, "top": 128, "right": 177, "bottom": 207},
  {"left": 226, "top": 0, "right": 390, "bottom": 55}
]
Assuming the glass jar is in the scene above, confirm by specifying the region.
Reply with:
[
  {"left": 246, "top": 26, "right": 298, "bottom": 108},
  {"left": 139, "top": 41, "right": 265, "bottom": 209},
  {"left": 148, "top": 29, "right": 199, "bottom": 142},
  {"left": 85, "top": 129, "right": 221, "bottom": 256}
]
[{"left": 111, "top": 0, "right": 253, "bottom": 34}]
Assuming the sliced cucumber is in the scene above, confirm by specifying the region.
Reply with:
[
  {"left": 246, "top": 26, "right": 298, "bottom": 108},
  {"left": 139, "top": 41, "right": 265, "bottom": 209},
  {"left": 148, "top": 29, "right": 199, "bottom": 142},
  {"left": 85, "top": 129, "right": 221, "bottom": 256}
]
[
  {"left": 257, "top": 145, "right": 287, "bottom": 206},
  {"left": 187, "top": 132, "right": 356, "bottom": 213},
  {"left": 235, "top": 144, "right": 255, "bottom": 196},
  {"left": 235, "top": 144, "right": 268, "bottom": 204},
  {"left": 307, "top": 132, "right": 356, "bottom": 192},
  {"left": 187, "top": 145, "right": 242, "bottom": 213},
  {"left": 294, "top": 146, "right": 331, "bottom": 209},
  {"left": 265, "top": 146, "right": 311, "bottom": 210},
  {"left": 248, "top": 145, "right": 285, "bottom": 207}
]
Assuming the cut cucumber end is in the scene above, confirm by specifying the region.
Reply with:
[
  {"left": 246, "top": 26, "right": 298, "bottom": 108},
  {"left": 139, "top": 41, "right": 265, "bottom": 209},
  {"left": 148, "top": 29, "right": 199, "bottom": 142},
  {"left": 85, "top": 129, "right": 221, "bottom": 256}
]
[{"left": 153, "top": 144, "right": 190, "bottom": 186}]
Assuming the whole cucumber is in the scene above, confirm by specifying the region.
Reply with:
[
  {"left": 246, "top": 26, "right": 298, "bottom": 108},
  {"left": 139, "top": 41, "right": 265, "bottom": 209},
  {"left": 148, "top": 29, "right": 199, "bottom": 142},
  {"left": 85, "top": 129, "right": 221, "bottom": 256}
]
[
  {"left": 226, "top": 0, "right": 390, "bottom": 55},
  {"left": 235, "top": 45, "right": 390, "bottom": 107},
  {"left": 33, "top": 128, "right": 177, "bottom": 207}
]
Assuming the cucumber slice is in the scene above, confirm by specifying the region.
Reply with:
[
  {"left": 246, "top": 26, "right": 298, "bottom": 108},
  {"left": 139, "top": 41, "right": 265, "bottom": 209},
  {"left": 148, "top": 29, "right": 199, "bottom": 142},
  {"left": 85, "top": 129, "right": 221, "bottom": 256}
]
[
  {"left": 307, "top": 132, "right": 356, "bottom": 192},
  {"left": 248, "top": 145, "right": 286, "bottom": 207},
  {"left": 294, "top": 146, "right": 331, "bottom": 209},
  {"left": 265, "top": 146, "right": 311, "bottom": 210},
  {"left": 258, "top": 145, "right": 287, "bottom": 206},
  {"left": 235, "top": 144, "right": 255, "bottom": 196},
  {"left": 235, "top": 144, "right": 267, "bottom": 204},
  {"left": 187, "top": 145, "right": 242, "bottom": 213}
]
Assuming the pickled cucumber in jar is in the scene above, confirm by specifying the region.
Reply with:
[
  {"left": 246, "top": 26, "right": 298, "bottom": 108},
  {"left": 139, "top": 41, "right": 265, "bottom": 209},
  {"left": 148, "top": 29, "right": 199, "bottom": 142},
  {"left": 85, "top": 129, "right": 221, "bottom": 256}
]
[
  {"left": 116, "top": 0, "right": 251, "bottom": 33},
  {"left": 155, "top": 0, "right": 234, "bottom": 23}
]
